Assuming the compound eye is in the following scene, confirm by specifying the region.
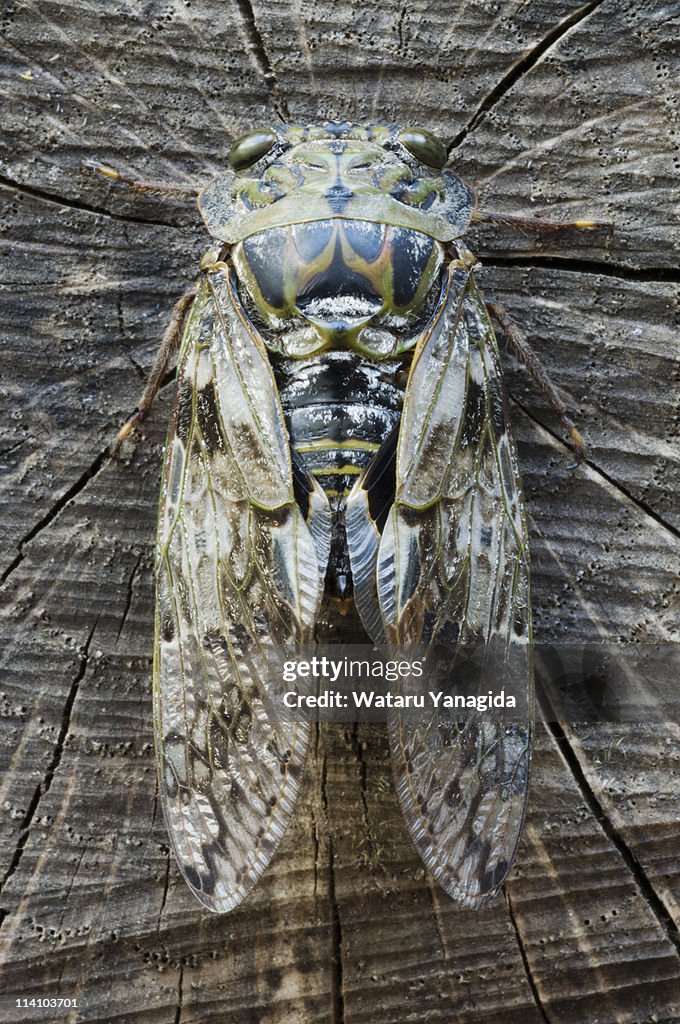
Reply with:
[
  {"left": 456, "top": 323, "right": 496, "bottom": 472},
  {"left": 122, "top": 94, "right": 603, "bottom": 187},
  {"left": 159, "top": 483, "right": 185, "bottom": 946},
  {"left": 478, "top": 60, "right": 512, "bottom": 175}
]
[
  {"left": 227, "top": 129, "right": 277, "bottom": 171},
  {"left": 398, "top": 128, "right": 447, "bottom": 169}
]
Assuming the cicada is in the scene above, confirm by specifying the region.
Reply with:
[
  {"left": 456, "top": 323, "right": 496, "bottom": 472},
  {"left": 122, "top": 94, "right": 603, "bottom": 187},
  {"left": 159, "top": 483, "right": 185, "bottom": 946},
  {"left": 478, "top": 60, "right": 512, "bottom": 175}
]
[{"left": 95, "top": 122, "right": 592, "bottom": 913}]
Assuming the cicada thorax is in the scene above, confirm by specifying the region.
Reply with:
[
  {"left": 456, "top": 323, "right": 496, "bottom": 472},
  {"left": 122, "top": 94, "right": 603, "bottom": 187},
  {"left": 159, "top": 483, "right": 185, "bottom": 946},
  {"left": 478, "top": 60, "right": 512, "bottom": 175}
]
[
  {"left": 231, "top": 218, "right": 444, "bottom": 356},
  {"left": 230, "top": 216, "right": 446, "bottom": 607}
]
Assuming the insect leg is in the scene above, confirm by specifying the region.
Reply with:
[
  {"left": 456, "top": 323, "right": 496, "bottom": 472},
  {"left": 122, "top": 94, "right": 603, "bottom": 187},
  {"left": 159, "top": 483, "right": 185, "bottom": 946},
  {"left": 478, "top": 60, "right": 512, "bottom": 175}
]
[
  {"left": 82, "top": 161, "right": 200, "bottom": 198},
  {"left": 487, "top": 301, "right": 587, "bottom": 464},
  {"left": 112, "top": 290, "right": 197, "bottom": 454},
  {"left": 472, "top": 210, "right": 608, "bottom": 231}
]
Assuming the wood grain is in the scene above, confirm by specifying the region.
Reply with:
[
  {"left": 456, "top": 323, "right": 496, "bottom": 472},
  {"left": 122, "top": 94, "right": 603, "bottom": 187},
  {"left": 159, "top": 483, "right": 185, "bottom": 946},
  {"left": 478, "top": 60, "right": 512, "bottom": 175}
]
[{"left": 1, "top": 1, "right": 679, "bottom": 1021}]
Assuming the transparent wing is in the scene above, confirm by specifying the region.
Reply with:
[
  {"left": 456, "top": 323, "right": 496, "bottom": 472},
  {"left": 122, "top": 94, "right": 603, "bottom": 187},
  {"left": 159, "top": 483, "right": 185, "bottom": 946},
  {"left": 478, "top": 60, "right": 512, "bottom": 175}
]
[
  {"left": 155, "top": 268, "right": 330, "bottom": 913},
  {"left": 349, "top": 263, "right": 532, "bottom": 906}
]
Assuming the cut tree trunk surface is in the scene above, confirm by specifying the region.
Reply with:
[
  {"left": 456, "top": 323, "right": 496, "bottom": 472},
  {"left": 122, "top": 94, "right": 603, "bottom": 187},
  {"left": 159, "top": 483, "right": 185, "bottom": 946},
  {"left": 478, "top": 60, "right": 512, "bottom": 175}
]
[{"left": 1, "top": 1, "right": 679, "bottom": 1022}]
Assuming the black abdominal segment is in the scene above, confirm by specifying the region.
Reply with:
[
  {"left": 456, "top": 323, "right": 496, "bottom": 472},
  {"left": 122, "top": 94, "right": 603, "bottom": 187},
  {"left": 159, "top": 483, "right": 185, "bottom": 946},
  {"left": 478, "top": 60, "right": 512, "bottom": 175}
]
[{"left": 273, "top": 352, "right": 404, "bottom": 600}]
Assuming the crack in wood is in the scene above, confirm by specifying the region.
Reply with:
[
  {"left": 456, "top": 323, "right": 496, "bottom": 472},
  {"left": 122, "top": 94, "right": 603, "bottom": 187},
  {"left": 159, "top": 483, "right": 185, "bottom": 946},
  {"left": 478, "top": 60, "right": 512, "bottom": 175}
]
[
  {"left": 511, "top": 396, "right": 680, "bottom": 544},
  {"left": 483, "top": 254, "right": 680, "bottom": 284},
  {"left": 396, "top": 4, "right": 408, "bottom": 50},
  {"left": 157, "top": 849, "right": 171, "bottom": 940},
  {"left": 348, "top": 723, "right": 374, "bottom": 860},
  {"left": 174, "top": 961, "right": 184, "bottom": 1024},
  {"left": 234, "top": 0, "right": 291, "bottom": 121},
  {"left": 328, "top": 833, "right": 346, "bottom": 1024},
  {"left": 116, "top": 552, "right": 144, "bottom": 642},
  {"left": 0, "top": 619, "right": 98, "bottom": 908},
  {"left": 128, "top": 353, "right": 148, "bottom": 381},
  {"left": 0, "top": 173, "right": 183, "bottom": 230},
  {"left": 0, "top": 438, "right": 29, "bottom": 461},
  {"left": 0, "top": 447, "right": 111, "bottom": 586},
  {"left": 310, "top": 723, "right": 323, "bottom": 900},
  {"left": 56, "top": 846, "right": 86, "bottom": 942},
  {"left": 116, "top": 287, "right": 128, "bottom": 346},
  {"left": 150, "top": 775, "right": 160, "bottom": 833},
  {"left": 321, "top": 749, "right": 346, "bottom": 1024},
  {"left": 1, "top": 362, "right": 175, "bottom": 588},
  {"left": 310, "top": 805, "right": 321, "bottom": 901},
  {"left": 447, "top": 0, "right": 606, "bottom": 152},
  {"left": 539, "top": 698, "right": 680, "bottom": 960},
  {"left": 505, "top": 888, "right": 551, "bottom": 1023}
]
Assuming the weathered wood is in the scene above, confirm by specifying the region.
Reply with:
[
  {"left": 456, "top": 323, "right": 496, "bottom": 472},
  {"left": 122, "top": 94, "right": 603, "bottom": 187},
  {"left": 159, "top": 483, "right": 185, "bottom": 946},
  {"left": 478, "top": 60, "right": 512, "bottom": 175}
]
[{"left": 1, "top": 1, "right": 679, "bottom": 1022}]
